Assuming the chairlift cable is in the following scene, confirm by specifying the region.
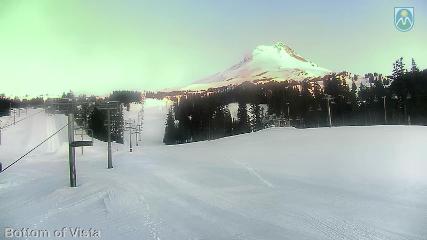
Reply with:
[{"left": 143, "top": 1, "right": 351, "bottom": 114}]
[{"left": 0, "top": 123, "right": 69, "bottom": 174}]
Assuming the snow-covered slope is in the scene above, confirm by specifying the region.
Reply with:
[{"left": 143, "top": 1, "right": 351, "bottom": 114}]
[
  {"left": 1, "top": 102, "right": 427, "bottom": 240},
  {"left": 0, "top": 109, "right": 68, "bottom": 168},
  {"left": 184, "top": 42, "right": 331, "bottom": 90}
]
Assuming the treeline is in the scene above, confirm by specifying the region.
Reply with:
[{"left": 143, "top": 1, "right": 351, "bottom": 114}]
[
  {"left": 84, "top": 102, "right": 125, "bottom": 144},
  {"left": 45, "top": 92, "right": 127, "bottom": 144},
  {"left": 163, "top": 58, "right": 427, "bottom": 144},
  {"left": 0, "top": 97, "right": 13, "bottom": 117},
  {"left": 0, "top": 95, "right": 44, "bottom": 117},
  {"left": 1, "top": 90, "right": 143, "bottom": 144},
  {"left": 75, "top": 90, "right": 143, "bottom": 144},
  {"left": 110, "top": 90, "right": 143, "bottom": 110}
]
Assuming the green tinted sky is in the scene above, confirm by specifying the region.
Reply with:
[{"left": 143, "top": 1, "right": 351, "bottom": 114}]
[{"left": 0, "top": 0, "right": 426, "bottom": 97}]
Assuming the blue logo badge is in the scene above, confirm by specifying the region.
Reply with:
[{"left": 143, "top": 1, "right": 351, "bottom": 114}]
[{"left": 395, "top": 7, "right": 414, "bottom": 32}]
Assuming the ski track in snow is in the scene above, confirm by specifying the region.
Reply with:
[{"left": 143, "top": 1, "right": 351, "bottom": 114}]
[
  {"left": 95, "top": 167, "right": 163, "bottom": 240},
  {"left": 233, "top": 159, "right": 274, "bottom": 188}
]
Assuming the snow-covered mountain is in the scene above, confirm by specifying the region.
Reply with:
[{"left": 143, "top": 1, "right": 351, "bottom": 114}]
[{"left": 184, "top": 42, "right": 332, "bottom": 91}]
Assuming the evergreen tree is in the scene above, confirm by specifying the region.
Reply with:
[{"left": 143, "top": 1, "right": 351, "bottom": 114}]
[
  {"left": 392, "top": 57, "right": 406, "bottom": 81},
  {"left": 411, "top": 58, "right": 420, "bottom": 73},
  {"left": 224, "top": 107, "right": 233, "bottom": 136},
  {"left": 0, "top": 97, "right": 12, "bottom": 117},
  {"left": 88, "top": 107, "right": 108, "bottom": 142},
  {"left": 163, "top": 110, "right": 177, "bottom": 145},
  {"left": 236, "top": 102, "right": 251, "bottom": 134},
  {"left": 75, "top": 102, "right": 90, "bottom": 127},
  {"left": 111, "top": 104, "right": 124, "bottom": 144},
  {"left": 250, "top": 103, "right": 262, "bottom": 131},
  {"left": 211, "top": 105, "right": 228, "bottom": 138},
  {"left": 351, "top": 81, "right": 357, "bottom": 96}
]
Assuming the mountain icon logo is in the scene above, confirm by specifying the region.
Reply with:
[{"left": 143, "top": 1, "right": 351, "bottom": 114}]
[{"left": 395, "top": 7, "right": 414, "bottom": 32}]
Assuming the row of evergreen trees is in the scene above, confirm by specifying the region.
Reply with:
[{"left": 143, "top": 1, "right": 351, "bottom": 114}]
[
  {"left": 0, "top": 96, "right": 44, "bottom": 117},
  {"left": 1, "top": 91, "right": 143, "bottom": 144},
  {"left": 163, "top": 58, "right": 427, "bottom": 145},
  {"left": 163, "top": 94, "right": 270, "bottom": 144},
  {"left": 84, "top": 103, "right": 125, "bottom": 144},
  {"left": 74, "top": 91, "right": 143, "bottom": 144},
  {"left": 48, "top": 93, "right": 127, "bottom": 144}
]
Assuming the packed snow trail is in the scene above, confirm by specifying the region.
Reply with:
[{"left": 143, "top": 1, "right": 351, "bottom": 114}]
[{"left": 1, "top": 100, "right": 427, "bottom": 240}]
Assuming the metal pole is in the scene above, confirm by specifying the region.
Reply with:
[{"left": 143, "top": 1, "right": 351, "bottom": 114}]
[
  {"left": 98, "top": 102, "right": 119, "bottom": 168},
  {"left": 135, "top": 130, "right": 139, "bottom": 146},
  {"left": 13, "top": 109, "right": 16, "bottom": 125},
  {"left": 0, "top": 120, "right": 2, "bottom": 145},
  {"left": 129, "top": 126, "right": 133, "bottom": 152},
  {"left": 137, "top": 124, "right": 142, "bottom": 141},
  {"left": 326, "top": 96, "right": 332, "bottom": 127},
  {"left": 81, "top": 128, "right": 84, "bottom": 155},
  {"left": 364, "top": 103, "right": 368, "bottom": 126},
  {"left": 107, "top": 109, "right": 113, "bottom": 169},
  {"left": 68, "top": 113, "right": 77, "bottom": 187},
  {"left": 383, "top": 96, "right": 387, "bottom": 124}
]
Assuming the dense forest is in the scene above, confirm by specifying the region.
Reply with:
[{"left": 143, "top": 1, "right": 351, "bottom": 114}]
[{"left": 163, "top": 58, "right": 427, "bottom": 144}]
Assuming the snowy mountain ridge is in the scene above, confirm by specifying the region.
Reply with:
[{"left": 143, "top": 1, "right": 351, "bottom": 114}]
[{"left": 184, "top": 42, "right": 332, "bottom": 91}]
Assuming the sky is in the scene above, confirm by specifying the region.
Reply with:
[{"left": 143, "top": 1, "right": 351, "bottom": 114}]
[{"left": 0, "top": 0, "right": 426, "bottom": 97}]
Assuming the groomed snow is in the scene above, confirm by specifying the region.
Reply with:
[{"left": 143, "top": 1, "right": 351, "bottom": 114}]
[{"left": 1, "top": 100, "right": 427, "bottom": 240}]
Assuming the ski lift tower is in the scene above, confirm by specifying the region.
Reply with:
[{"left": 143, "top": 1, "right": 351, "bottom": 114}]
[
  {"left": 97, "top": 101, "right": 120, "bottom": 169},
  {"left": 12, "top": 108, "right": 16, "bottom": 125},
  {"left": 134, "top": 124, "right": 141, "bottom": 146},
  {"left": 51, "top": 98, "right": 94, "bottom": 187},
  {"left": 324, "top": 94, "right": 334, "bottom": 127},
  {"left": 73, "top": 120, "right": 92, "bottom": 156},
  {"left": 124, "top": 120, "right": 137, "bottom": 152}
]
